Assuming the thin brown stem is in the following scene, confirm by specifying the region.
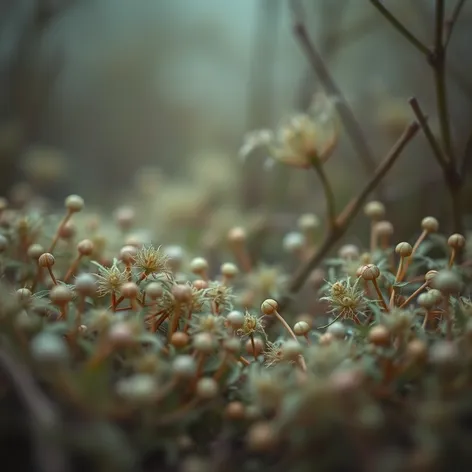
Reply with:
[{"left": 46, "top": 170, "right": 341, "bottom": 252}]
[
  {"left": 278, "top": 121, "right": 419, "bottom": 312},
  {"left": 290, "top": 0, "right": 382, "bottom": 194},
  {"left": 444, "top": 0, "right": 466, "bottom": 47},
  {"left": 371, "top": 279, "right": 389, "bottom": 312}
]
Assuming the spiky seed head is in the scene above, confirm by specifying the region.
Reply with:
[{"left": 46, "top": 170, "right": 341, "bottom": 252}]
[{"left": 421, "top": 216, "right": 439, "bottom": 233}]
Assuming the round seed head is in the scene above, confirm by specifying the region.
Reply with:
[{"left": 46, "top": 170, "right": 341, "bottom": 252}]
[
  {"left": 114, "top": 206, "right": 135, "bottom": 230},
  {"left": 172, "top": 355, "right": 197, "bottom": 379},
  {"left": 221, "top": 262, "right": 239, "bottom": 278},
  {"left": 74, "top": 273, "right": 97, "bottom": 296},
  {"left": 193, "top": 332, "right": 215, "bottom": 353},
  {"left": 120, "top": 282, "right": 139, "bottom": 299},
  {"left": 108, "top": 322, "right": 135, "bottom": 347},
  {"left": 293, "top": 320, "right": 310, "bottom": 336},
  {"left": 223, "top": 337, "right": 241, "bottom": 354},
  {"left": 430, "top": 270, "right": 462, "bottom": 294},
  {"left": 31, "top": 332, "right": 69, "bottom": 364},
  {"left": 16, "top": 288, "right": 32, "bottom": 304},
  {"left": 172, "top": 283, "right": 192, "bottom": 303},
  {"left": 247, "top": 422, "right": 276, "bottom": 451},
  {"left": 196, "top": 377, "right": 219, "bottom": 399},
  {"left": 27, "top": 243, "right": 44, "bottom": 260},
  {"left": 227, "top": 310, "right": 245, "bottom": 329},
  {"left": 359, "top": 263, "right": 380, "bottom": 281},
  {"left": 425, "top": 270, "right": 438, "bottom": 284},
  {"left": 395, "top": 242, "right": 413, "bottom": 257},
  {"left": 427, "top": 288, "right": 443, "bottom": 304},
  {"left": 417, "top": 293, "right": 435, "bottom": 309},
  {"left": 120, "top": 245, "right": 138, "bottom": 264},
  {"left": 145, "top": 282, "right": 163, "bottom": 299},
  {"left": 171, "top": 332, "right": 190, "bottom": 348},
  {"left": 261, "top": 298, "right": 278, "bottom": 315},
  {"left": 338, "top": 244, "right": 360, "bottom": 260},
  {"left": 364, "top": 201, "right": 385, "bottom": 220},
  {"left": 429, "top": 340, "right": 458, "bottom": 366},
  {"left": 65, "top": 194, "right": 84, "bottom": 213},
  {"left": 319, "top": 332, "right": 334, "bottom": 346},
  {"left": 49, "top": 285, "right": 73, "bottom": 304},
  {"left": 58, "top": 221, "right": 76, "bottom": 240},
  {"left": 190, "top": 257, "right": 209, "bottom": 275},
  {"left": 193, "top": 279, "right": 208, "bottom": 290},
  {"left": 406, "top": 339, "right": 427, "bottom": 361},
  {"left": 282, "top": 339, "right": 302, "bottom": 360},
  {"left": 421, "top": 216, "right": 439, "bottom": 233},
  {"left": 225, "top": 401, "right": 245, "bottom": 420},
  {"left": 297, "top": 213, "right": 320, "bottom": 231},
  {"left": 448, "top": 233, "right": 466, "bottom": 249},
  {"left": 38, "top": 252, "right": 55, "bottom": 268},
  {"left": 326, "top": 321, "right": 346, "bottom": 339},
  {"left": 368, "top": 325, "right": 390, "bottom": 346},
  {"left": 227, "top": 227, "right": 246, "bottom": 244},
  {"left": 77, "top": 239, "right": 94, "bottom": 256},
  {"left": 245, "top": 337, "right": 264, "bottom": 356},
  {"left": 283, "top": 231, "right": 304, "bottom": 253},
  {"left": 374, "top": 220, "right": 394, "bottom": 237}
]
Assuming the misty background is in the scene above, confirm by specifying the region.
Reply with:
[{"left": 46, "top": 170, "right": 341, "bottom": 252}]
[{"left": 1, "top": 0, "right": 471, "bottom": 240}]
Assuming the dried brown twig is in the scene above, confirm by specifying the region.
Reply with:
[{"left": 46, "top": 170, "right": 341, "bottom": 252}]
[
  {"left": 289, "top": 0, "right": 385, "bottom": 200},
  {"left": 370, "top": 0, "right": 465, "bottom": 236},
  {"left": 279, "top": 121, "right": 420, "bottom": 311}
]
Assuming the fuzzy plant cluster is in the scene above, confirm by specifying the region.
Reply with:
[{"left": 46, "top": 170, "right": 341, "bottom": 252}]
[{"left": 0, "top": 192, "right": 472, "bottom": 472}]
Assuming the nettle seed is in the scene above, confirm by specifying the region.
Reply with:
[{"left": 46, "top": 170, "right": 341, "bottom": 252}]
[{"left": 38, "top": 252, "right": 55, "bottom": 268}]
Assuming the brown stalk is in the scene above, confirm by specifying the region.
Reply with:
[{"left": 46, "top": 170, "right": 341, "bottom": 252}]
[
  {"left": 278, "top": 121, "right": 420, "bottom": 312},
  {"left": 289, "top": 0, "right": 384, "bottom": 199}
]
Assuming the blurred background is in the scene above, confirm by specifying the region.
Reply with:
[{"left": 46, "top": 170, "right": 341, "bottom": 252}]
[{"left": 0, "top": 0, "right": 471, "bottom": 246}]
